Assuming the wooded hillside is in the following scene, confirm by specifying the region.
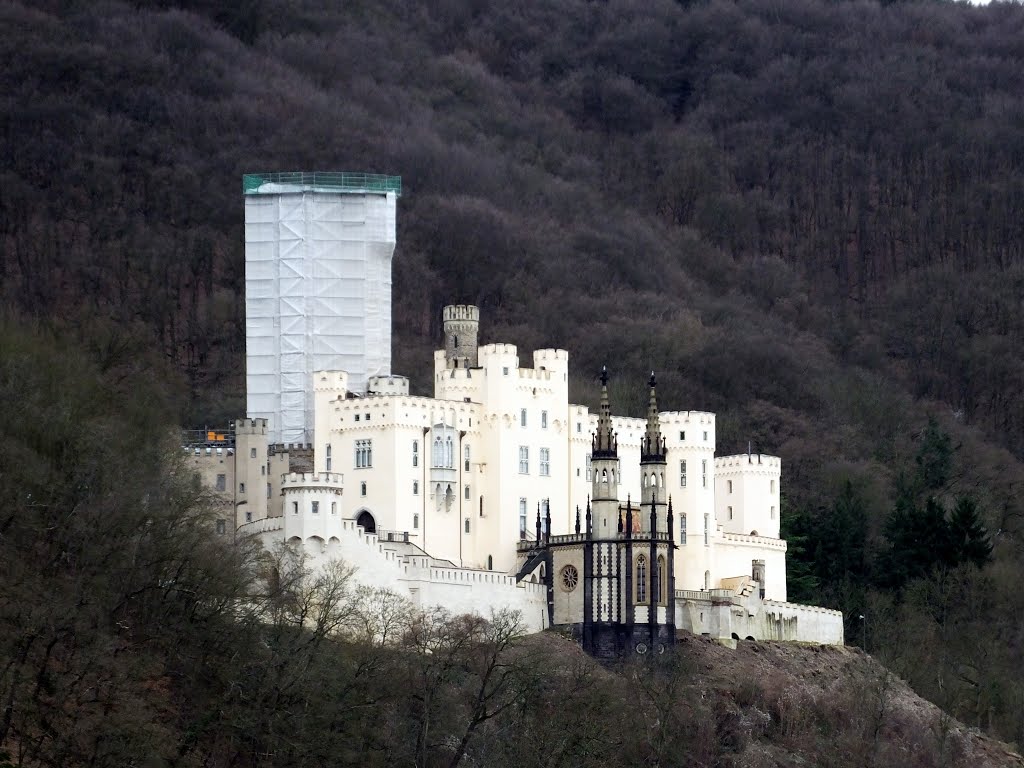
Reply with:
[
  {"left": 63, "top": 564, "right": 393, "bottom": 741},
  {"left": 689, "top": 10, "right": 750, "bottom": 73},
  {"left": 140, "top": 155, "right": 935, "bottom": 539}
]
[{"left": 3, "top": 0, "right": 1024, "bottom": 753}]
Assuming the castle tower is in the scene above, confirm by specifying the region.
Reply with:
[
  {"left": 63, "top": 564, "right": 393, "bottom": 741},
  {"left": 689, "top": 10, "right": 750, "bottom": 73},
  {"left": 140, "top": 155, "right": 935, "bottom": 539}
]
[
  {"left": 590, "top": 367, "right": 620, "bottom": 535},
  {"left": 234, "top": 418, "right": 270, "bottom": 527},
  {"left": 243, "top": 172, "right": 400, "bottom": 443},
  {"left": 443, "top": 304, "right": 480, "bottom": 369},
  {"left": 639, "top": 372, "right": 668, "bottom": 532}
]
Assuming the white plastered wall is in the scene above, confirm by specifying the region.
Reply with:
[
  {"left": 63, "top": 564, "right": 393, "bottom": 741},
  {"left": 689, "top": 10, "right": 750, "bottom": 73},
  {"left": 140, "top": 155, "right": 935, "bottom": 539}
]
[{"left": 715, "top": 454, "right": 781, "bottom": 539}]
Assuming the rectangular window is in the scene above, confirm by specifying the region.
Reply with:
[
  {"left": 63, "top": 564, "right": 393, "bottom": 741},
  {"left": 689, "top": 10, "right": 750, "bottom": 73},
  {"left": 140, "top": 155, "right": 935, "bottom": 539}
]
[
  {"left": 464, "top": 518, "right": 471, "bottom": 534},
  {"left": 703, "top": 431, "right": 708, "bottom": 441},
  {"left": 770, "top": 479, "right": 775, "bottom": 493},
  {"left": 728, "top": 505, "right": 733, "bottom": 520},
  {"left": 325, "top": 444, "right": 333, "bottom": 472},
  {"left": 413, "top": 481, "right": 419, "bottom": 495},
  {"left": 326, "top": 457, "right": 332, "bottom": 471},
  {"left": 312, "top": 501, "right": 319, "bottom": 514},
  {"left": 680, "top": 513, "right": 687, "bottom": 545},
  {"left": 355, "top": 439, "right": 373, "bottom": 468},
  {"left": 503, "top": 366, "right": 509, "bottom": 376},
  {"left": 586, "top": 454, "right": 592, "bottom": 481},
  {"left": 292, "top": 501, "right": 298, "bottom": 514},
  {"left": 539, "top": 448, "right": 550, "bottom": 476},
  {"left": 215, "top": 474, "right": 226, "bottom": 492},
  {"left": 520, "top": 408, "right": 527, "bottom": 427},
  {"left": 519, "top": 498, "right": 527, "bottom": 535},
  {"left": 519, "top": 446, "right": 529, "bottom": 474},
  {"left": 360, "top": 481, "right": 367, "bottom": 497},
  {"left": 413, "top": 440, "right": 419, "bottom": 467},
  {"left": 680, "top": 460, "right": 687, "bottom": 488},
  {"left": 239, "top": 482, "right": 246, "bottom": 494},
  {"left": 728, "top": 480, "right": 733, "bottom": 493},
  {"left": 464, "top": 445, "right": 470, "bottom": 472},
  {"left": 541, "top": 410, "right": 548, "bottom": 429},
  {"left": 261, "top": 465, "right": 265, "bottom": 476},
  {"left": 266, "top": 483, "right": 271, "bottom": 498},
  {"left": 704, "top": 513, "right": 710, "bottom": 546},
  {"left": 414, "top": 513, "right": 420, "bottom": 529},
  {"left": 215, "top": 519, "right": 226, "bottom": 535},
  {"left": 250, "top": 447, "right": 257, "bottom": 459},
  {"left": 702, "top": 459, "right": 707, "bottom": 489},
  {"left": 577, "top": 422, "right": 581, "bottom": 433},
  {"left": 245, "top": 511, "right": 252, "bottom": 523},
  {"left": 331, "top": 502, "right": 337, "bottom": 515},
  {"left": 464, "top": 485, "right": 470, "bottom": 500},
  {"left": 771, "top": 505, "right": 776, "bottom": 519},
  {"left": 679, "top": 431, "right": 685, "bottom": 441}
]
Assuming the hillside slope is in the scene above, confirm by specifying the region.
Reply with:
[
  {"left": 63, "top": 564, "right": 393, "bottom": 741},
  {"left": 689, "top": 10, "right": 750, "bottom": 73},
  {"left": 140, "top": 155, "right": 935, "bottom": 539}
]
[
  {"left": 523, "top": 631, "right": 1024, "bottom": 768},
  {"left": 4, "top": 0, "right": 1024, "bottom": 748}
]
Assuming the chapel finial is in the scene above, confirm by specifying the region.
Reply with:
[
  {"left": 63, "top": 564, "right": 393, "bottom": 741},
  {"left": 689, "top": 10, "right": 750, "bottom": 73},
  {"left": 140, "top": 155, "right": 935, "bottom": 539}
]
[
  {"left": 593, "top": 366, "right": 617, "bottom": 459},
  {"left": 642, "top": 370, "right": 666, "bottom": 460}
]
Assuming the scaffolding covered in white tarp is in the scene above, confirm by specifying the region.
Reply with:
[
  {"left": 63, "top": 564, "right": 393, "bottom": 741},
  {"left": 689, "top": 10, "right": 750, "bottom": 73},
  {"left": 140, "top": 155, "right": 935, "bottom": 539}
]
[{"left": 244, "top": 173, "right": 399, "bottom": 444}]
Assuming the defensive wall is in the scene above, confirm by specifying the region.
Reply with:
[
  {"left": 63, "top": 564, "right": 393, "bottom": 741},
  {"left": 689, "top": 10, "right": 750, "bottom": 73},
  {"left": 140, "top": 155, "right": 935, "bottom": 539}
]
[{"left": 237, "top": 509, "right": 547, "bottom": 632}]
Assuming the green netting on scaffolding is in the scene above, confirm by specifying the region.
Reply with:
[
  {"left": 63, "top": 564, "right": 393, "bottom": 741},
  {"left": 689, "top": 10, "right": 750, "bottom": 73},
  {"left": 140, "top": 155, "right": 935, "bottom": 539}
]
[{"left": 243, "top": 172, "right": 402, "bottom": 196}]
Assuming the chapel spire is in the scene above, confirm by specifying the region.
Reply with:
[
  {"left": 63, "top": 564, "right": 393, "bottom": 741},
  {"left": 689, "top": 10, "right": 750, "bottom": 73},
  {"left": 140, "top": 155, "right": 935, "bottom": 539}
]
[
  {"left": 592, "top": 366, "right": 617, "bottom": 459},
  {"left": 641, "top": 371, "right": 666, "bottom": 461}
]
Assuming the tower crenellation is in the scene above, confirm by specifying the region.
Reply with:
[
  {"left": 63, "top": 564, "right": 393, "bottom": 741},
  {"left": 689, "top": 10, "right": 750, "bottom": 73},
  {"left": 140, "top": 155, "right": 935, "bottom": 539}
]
[{"left": 443, "top": 304, "right": 480, "bottom": 369}]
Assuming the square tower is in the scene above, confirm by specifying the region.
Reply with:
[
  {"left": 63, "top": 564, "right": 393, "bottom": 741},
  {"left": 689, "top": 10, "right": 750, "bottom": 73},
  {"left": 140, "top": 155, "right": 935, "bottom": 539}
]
[{"left": 243, "top": 172, "right": 399, "bottom": 443}]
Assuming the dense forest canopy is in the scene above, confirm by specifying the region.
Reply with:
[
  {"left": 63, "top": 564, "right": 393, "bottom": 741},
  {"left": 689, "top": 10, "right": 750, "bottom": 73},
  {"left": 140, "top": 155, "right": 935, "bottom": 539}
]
[{"left": 4, "top": 0, "right": 1024, "bottom": 754}]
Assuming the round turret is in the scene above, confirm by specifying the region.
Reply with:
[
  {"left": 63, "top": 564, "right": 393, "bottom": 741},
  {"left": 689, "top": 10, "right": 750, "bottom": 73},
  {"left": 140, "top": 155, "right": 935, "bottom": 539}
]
[{"left": 443, "top": 305, "right": 480, "bottom": 369}]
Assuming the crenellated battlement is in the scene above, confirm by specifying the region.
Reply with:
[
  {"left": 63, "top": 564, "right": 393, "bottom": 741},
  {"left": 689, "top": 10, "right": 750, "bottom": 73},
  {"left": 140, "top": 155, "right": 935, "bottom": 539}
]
[
  {"left": 517, "top": 368, "right": 552, "bottom": 382},
  {"left": 443, "top": 304, "right": 479, "bottom": 323},
  {"left": 234, "top": 418, "right": 268, "bottom": 435},
  {"left": 330, "top": 395, "right": 480, "bottom": 429},
  {"left": 532, "top": 348, "right": 569, "bottom": 375},
  {"left": 660, "top": 411, "right": 716, "bottom": 426},
  {"left": 763, "top": 599, "right": 843, "bottom": 617},
  {"left": 236, "top": 517, "right": 284, "bottom": 536},
  {"left": 367, "top": 375, "right": 409, "bottom": 396},
  {"left": 281, "top": 471, "right": 344, "bottom": 490},
  {"left": 721, "top": 532, "right": 787, "bottom": 550},
  {"left": 314, "top": 371, "right": 350, "bottom": 393},
  {"left": 479, "top": 343, "right": 518, "bottom": 358},
  {"left": 184, "top": 445, "right": 234, "bottom": 457},
  {"left": 270, "top": 443, "right": 313, "bottom": 454},
  {"left": 715, "top": 454, "right": 781, "bottom": 471}
]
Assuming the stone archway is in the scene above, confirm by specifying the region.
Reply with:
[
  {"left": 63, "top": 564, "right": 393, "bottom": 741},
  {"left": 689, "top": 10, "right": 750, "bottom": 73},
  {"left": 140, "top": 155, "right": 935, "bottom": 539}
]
[{"left": 357, "top": 509, "right": 376, "bottom": 534}]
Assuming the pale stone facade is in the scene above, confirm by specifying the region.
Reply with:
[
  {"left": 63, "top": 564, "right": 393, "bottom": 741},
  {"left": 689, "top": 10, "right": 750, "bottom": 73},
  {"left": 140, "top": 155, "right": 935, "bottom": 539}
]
[{"left": 192, "top": 304, "right": 842, "bottom": 647}]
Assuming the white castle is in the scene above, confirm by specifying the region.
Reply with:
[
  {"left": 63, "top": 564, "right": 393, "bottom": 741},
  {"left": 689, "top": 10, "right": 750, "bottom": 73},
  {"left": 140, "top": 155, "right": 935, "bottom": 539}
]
[{"left": 185, "top": 173, "right": 842, "bottom": 652}]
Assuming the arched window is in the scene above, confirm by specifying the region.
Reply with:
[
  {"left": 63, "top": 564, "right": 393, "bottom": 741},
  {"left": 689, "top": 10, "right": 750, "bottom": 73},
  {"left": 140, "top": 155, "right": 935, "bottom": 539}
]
[
  {"left": 464, "top": 445, "right": 470, "bottom": 472},
  {"left": 657, "top": 556, "right": 667, "bottom": 604},
  {"left": 636, "top": 555, "right": 648, "bottom": 604},
  {"left": 445, "top": 436, "right": 453, "bottom": 468},
  {"left": 432, "top": 436, "right": 442, "bottom": 467},
  {"left": 487, "top": 555, "right": 493, "bottom": 570}
]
